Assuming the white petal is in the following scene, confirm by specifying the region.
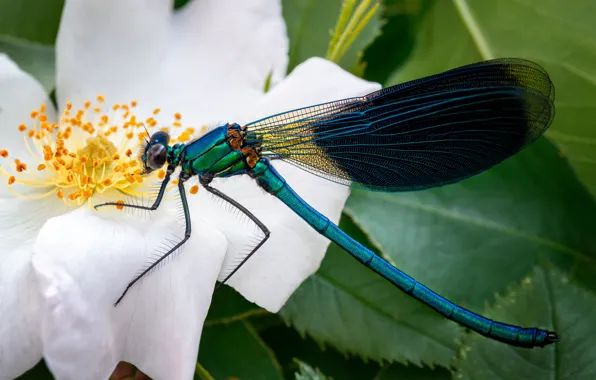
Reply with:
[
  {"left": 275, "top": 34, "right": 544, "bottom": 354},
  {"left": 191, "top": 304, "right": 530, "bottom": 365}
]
[
  {"left": 190, "top": 58, "right": 381, "bottom": 311},
  {"left": 163, "top": 0, "right": 289, "bottom": 123},
  {"left": 0, "top": 197, "right": 69, "bottom": 378},
  {"left": 0, "top": 54, "right": 56, "bottom": 197},
  {"left": 56, "top": 0, "right": 174, "bottom": 108},
  {"left": 32, "top": 205, "right": 227, "bottom": 380},
  {"left": 0, "top": 244, "right": 41, "bottom": 379},
  {"left": 56, "top": 0, "right": 288, "bottom": 130}
]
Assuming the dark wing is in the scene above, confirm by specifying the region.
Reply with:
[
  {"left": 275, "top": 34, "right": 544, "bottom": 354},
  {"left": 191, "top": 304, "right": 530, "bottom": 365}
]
[{"left": 244, "top": 59, "right": 555, "bottom": 192}]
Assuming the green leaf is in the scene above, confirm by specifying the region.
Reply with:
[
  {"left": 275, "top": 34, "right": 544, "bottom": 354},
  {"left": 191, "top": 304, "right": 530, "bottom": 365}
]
[
  {"left": 282, "top": 0, "right": 383, "bottom": 74},
  {"left": 362, "top": 0, "right": 435, "bottom": 84},
  {"left": 346, "top": 138, "right": 596, "bottom": 310},
  {"left": 294, "top": 360, "right": 329, "bottom": 380},
  {"left": 198, "top": 321, "right": 283, "bottom": 380},
  {"left": 386, "top": 0, "right": 596, "bottom": 199},
  {"left": 260, "top": 321, "right": 451, "bottom": 380},
  {"left": 281, "top": 215, "right": 460, "bottom": 367},
  {"left": 260, "top": 321, "right": 381, "bottom": 379},
  {"left": 455, "top": 266, "right": 596, "bottom": 380},
  {"left": 205, "top": 285, "right": 266, "bottom": 325},
  {"left": 0, "top": 0, "right": 63, "bottom": 45},
  {"left": 373, "top": 363, "right": 451, "bottom": 380},
  {"left": 0, "top": 36, "right": 55, "bottom": 92}
]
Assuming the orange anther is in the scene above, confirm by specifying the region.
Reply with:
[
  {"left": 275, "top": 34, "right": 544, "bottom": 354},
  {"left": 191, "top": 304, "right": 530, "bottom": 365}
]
[
  {"left": 190, "top": 185, "right": 199, "bottom": 195},
  {"left": 131, "top": 101, "right": 138, "bottom": 107},
  {"left": 38, "top": 114, "right": 48, "bottom": 122},
  {"left": 153, "top": 108, "right": 161, "bottom": 115},
  {"left": 112, "top": 154, "right": 120, "bottom": 160},
  {"left": 28, "top": 130, "right": 35, "bottom": 138},
  {"left": 174, "top": 113, "right": 182, "bottom": 120},
  {"left": 97, "top": 95, "right": 105, "bottom": 103},
  {"left": 15, "top": 160, "right": 27, "bottom": 172},
  {"left": 0, "top": 149, "right": 8, "bottom": 158},
  {"left": 103, "top": 178, "right": 112, "bottom": 186},
  {"left": 30, "top": 110, "right": 39, "bottom": 119},
  {"left": 40, "top": 103, "right": 46, "bottom": 113},
  {"left": 57, "top": 190, "right": 64, "bottom": 199},
  {"left": 116, "top": 200, "right": 125, "bottom": 210},
  {"left": 84, "top": 101, "right": 91, "bottom": 109},
  {"left": 18, "top": 124, "right": 27, "bottom": 132},
  {"left": 37, "top": 164, "right": 46, "bottom": 171},
  {"left": 157, "top": 169, "right": 166, "bottom": 179},
  {"left": 126, "top": 149, "right": 132, "bottom": 157},
  {"left": 8, "top": 176, "right": 15, "bottom": 185}
]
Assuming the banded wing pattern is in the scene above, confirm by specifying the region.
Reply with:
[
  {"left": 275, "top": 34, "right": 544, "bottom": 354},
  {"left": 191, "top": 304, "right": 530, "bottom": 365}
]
[{"left": 245, "top": 59, "right": 554, "bottom": 191}]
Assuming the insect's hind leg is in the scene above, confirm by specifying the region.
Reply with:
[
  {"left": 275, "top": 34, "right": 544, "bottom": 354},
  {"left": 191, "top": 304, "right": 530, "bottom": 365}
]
[
  {"left": 113, "top": 172, "right": 192, "bottom": 306},
  {"left": 94, "top": 165, "right": 175, "bottom": 212},
  {"left": 199, "top": 175, "right": 271, "bottom": 289}
]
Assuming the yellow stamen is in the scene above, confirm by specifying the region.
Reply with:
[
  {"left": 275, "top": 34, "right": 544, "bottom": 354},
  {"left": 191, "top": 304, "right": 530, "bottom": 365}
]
[{"left": 0, "top": 96, "right": 170, "bottom": 207}]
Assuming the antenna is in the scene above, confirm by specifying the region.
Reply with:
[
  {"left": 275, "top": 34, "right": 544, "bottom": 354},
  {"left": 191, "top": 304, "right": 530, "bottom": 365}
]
[{"left": 141, "top": 122, "right": 150, "bottom": 143}]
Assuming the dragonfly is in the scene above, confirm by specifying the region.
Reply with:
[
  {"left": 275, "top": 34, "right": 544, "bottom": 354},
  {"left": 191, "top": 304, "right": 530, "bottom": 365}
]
[{"left": 95, "top": 58, "right": 559, "bottom": 348}]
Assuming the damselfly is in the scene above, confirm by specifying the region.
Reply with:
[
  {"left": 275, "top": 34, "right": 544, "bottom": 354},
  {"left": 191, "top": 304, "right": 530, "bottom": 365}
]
[{"left": 96, "top": 59, "right": 559, "bottom": 348}]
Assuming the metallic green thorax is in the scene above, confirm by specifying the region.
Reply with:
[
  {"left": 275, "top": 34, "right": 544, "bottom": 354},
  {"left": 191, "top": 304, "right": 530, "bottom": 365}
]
[{"left": 174, "top": 123, "right": 253, "bottom": 178}]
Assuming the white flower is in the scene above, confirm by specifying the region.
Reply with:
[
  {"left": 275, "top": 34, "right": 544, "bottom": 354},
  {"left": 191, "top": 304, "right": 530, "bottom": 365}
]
[{"left": 0, "top": 0, "right": 380, "bottom": 379}]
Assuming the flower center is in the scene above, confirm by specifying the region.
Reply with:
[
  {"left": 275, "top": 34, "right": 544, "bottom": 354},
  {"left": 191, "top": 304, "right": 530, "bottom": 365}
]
[{"left": 0, "top": 96, "right": 198, "bottom": 206}]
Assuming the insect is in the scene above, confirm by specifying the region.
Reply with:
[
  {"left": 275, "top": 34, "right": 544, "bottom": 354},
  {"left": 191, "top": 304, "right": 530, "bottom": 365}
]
[{"left": 96, "top": 59, "right": 558, "bottom": 348}]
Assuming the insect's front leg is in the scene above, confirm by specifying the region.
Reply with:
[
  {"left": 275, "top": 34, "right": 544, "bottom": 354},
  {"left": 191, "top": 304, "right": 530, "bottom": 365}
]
[
  {"left": 94, "top": 165, "right": 175, "bottom": 212},
  {"left": 113, "top": 171, "right": 193, "bottom": 306}
]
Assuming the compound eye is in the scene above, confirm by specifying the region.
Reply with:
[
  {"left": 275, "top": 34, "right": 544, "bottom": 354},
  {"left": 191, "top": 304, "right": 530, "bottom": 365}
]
[
  {"left": 149, "top": 131, "right": 170, "bottom": 146},
  {"left": 147, "top": 144, "right": 167, "bottom": 169}
]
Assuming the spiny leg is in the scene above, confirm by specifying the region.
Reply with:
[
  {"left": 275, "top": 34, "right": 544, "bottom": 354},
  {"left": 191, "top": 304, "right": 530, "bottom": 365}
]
[
  {"left": 94, "top": 165, "right": 174, "bottom": 212},
  {"left": 199, "top": 175, "right": 271, "bottom": 289},
  {"left": 113, "top": 173, "right": 192, "bottom": 306}
]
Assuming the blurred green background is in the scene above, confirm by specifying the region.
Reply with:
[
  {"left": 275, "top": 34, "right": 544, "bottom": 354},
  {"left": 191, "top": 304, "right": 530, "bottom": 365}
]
[{"left": 4, "top": 0, "right": 596, "bottom": 379}]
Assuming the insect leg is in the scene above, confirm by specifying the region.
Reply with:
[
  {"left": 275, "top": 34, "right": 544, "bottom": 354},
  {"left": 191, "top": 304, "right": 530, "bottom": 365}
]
[
  {"left": 94, "top": 165, "right": 175, "bottom": 212},
  {"left": 113, "top": 174, "right": 192, "bottom": 306},
  {"left": 199, "top": 175, "right": 271, "bottom": 289}
]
